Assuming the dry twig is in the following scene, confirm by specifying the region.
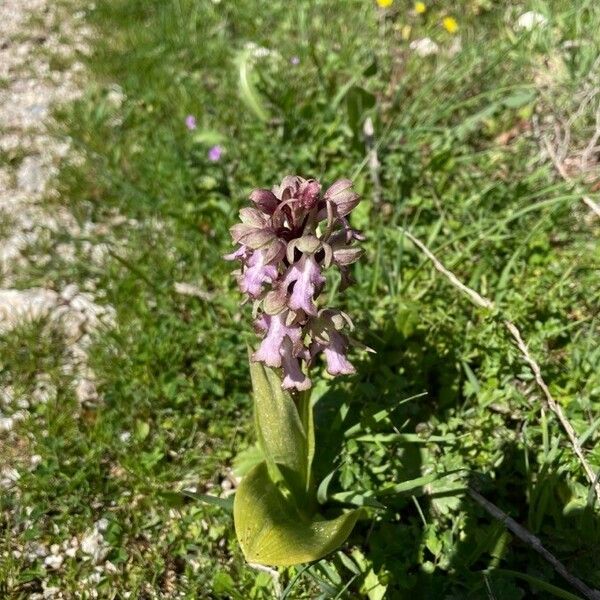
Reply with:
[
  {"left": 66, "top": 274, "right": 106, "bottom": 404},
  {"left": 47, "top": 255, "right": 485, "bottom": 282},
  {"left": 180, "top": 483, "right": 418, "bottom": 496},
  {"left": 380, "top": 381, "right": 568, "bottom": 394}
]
[
  {"left": 543, "top": 125, "right": 600, "bottom": 219},
  {"left": 469, "top": 488, "right": 600, "bottom": 600},
  {"left": 581, "top": 105, "right": 600, "bottom": 173},
  {"left": 544, "top": 136, "right": 600, "bottom": 217},
  {"left": 401, "top": 229, "right": 600, "bottom": 504}
]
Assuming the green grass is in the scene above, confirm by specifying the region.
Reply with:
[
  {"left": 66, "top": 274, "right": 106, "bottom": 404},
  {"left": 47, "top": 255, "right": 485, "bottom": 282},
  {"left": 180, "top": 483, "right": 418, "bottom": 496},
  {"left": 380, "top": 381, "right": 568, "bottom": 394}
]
[{"left": 1, "top": 0, "right": 600, "bottom": 598}]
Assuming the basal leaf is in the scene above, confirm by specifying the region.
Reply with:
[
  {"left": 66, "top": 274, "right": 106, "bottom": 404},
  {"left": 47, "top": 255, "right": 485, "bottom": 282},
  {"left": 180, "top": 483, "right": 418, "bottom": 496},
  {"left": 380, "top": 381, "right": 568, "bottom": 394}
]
[
  {"left": 249, "top": 359, "right": 310, "bottom": 504},
  {"left": 234, "top": 462, "right": 362, "bottom": 567}
]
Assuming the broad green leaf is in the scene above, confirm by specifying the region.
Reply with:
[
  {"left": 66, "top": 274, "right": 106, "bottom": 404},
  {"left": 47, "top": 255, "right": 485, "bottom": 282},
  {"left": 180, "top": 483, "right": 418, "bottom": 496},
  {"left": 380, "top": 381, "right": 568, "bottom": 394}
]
[
  {"left": 250, "top": 361, "right": 314, "bottom": 506},
  {"left": 250, "top": 360, "right": 310, "bottom": 504},
  {"left": 234, "top": 462, "right": 362, "bottom": 567}
]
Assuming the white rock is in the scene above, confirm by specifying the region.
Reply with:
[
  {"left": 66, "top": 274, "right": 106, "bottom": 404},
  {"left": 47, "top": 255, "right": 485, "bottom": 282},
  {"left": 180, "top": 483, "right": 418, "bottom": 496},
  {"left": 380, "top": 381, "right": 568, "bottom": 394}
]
[
  {"left": 42, "top": 583, "right": 61, "bottom": 599},
  {"left": 1, "top": 467, "right": 20, "bottom": 483},
  {"left": 409, "top": 38, "right": 439, "bottom": 57},
  {"left": 74, "top": 377, "right": 98, "bottom": 403},
  {"left": 119, "top": 431, "right": 131, "bottom": 443},
  {"left": 516, "top": 11, "right": 548, "bottom": 30},
  {"left": 31, "top": 542, "right": 48, "bottom": 557},
  {"left": 87, "top": 571, "right": 102, "bottom": 584},
  {"left": 104, "top": 560, "right": 117, "bottom": 574},
  {"left": 44, "top": 554, "right": 63, "bottom": 569},
  {"left": 32, "top": 377, "right": 57, "bottom": 404},
  {"left": 106, "top": 84, "right": 125, "bottom": 108},
  {"left": 0, "top": 289, "right": 59, "bottom": 333},
  {"left": 55, "top": 243, "right": 76, "bottom": 262},
  {"left": 0, "top": 386, "right": 14, "bottom": 406},
  {"left": 61, "top": 283, "right": 79, "bottom": 301},
  {"left": 16, "top": 156, "right": 47, "bottom": 193},
  {"left": 16, "top": 397, "right": 30, "bottom": 409},
  {"left": 80, "top": 529, "right": 107, "bottom": 563},
  {"left": 95, "top": 518, "right": 109, "bottom": 532},
  {"left": 0, "top": 416, "right": 14, "bottom": 432},
  {"left": 0, "top": 287, "right": 114, "bottom": 409},
  {"left": 12, "top": 410, "right": 26, "bottom": 423}
]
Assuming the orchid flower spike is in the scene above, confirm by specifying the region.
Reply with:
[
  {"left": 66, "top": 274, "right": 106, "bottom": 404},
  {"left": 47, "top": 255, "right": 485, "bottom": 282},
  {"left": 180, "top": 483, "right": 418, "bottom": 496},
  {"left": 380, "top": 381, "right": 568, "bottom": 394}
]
[{"left": 226, "top": 176, "right": 364, "bottom": 391}]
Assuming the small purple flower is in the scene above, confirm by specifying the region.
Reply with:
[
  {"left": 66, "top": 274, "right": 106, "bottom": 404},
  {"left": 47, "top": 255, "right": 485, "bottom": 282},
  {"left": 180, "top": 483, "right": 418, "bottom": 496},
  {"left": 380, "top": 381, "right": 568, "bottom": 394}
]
[
  {"left": 239, "top": 249, "right": 278, "bottom": 298},
  {"left": 281, "top": 254, "right": 325, "bottom": 316},
  {"left": 323, "top": 332, "right": 355, "bottom": 376},
  {"left": 253, "top": 312, "right": 302, "bottom": 368},
  {"left": 281, "top": 336, "right": 311, "bottom": 391},
  {"left": 226, "top": 175, "right": 363, "bottom": 390},
  {"left": 185, "top": 115, "right": 197, "bottom": 130},
  {"left": 309, "top": 311, "right": 356, "bottom": 376},
  {"left": 290, "top": 56, "right": 300, "bottom": 66},
  {"left": 208, "top": 145, "right": 223, "bottom": 162}
]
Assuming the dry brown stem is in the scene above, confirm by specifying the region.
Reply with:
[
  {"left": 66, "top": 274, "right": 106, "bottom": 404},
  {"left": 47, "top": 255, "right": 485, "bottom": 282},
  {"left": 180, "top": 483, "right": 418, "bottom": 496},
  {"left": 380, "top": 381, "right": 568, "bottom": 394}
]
[
  {"left": 542, "top": 120, "right": 600, "bottom": 219},
  {"left": 469, "top": 488, "right": 600, "bottom": 600}
]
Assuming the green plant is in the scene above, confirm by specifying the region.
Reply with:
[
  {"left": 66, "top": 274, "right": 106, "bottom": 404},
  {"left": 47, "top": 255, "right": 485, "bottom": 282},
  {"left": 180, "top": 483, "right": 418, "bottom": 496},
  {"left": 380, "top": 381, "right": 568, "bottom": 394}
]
[{"left": 226, "top": 176, "right": 364, "bottom": 565}]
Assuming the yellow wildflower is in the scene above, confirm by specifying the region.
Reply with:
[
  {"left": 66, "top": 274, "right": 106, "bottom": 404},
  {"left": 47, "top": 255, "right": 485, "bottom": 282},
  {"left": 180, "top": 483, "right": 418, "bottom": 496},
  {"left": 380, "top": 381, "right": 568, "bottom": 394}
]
[
  {"left": 376, "top": 0, "right": 393, "bottom": 7},
  {"left": 442, "top": 16, "right": 458, "bottom": 33},
  {"left": 414, "top": 2, "right": 426, "bottom": 14}
]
